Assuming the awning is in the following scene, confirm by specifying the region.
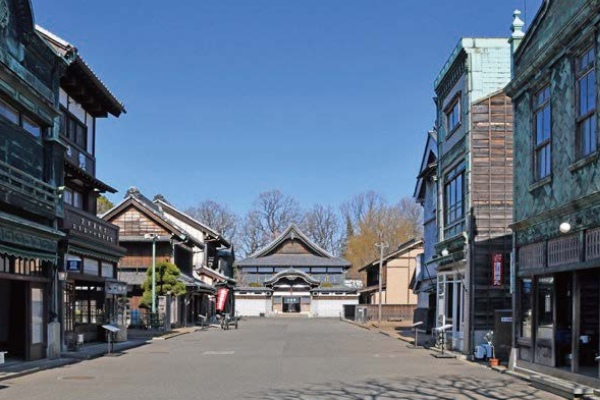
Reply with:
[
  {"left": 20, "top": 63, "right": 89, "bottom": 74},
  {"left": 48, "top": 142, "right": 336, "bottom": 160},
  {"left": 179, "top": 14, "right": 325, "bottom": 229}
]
[
  {"left": 0, "top": 243, "right": 57, "bottom": 263},
  {"left": 68, "top": 245, "right": 121, "bottom": 263}
]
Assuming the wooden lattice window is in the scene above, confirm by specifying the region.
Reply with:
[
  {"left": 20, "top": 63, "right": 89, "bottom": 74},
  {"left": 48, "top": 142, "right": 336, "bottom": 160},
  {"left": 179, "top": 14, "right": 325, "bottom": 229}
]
[
  {"left": 518, "top": 242, "right": 545, "bottom": 271},
  {"left": 586, "top": 227, "right": 600, "bottom": 261},
  {"left": 548, "top": 234, "right": 580, "bottom": 267}
]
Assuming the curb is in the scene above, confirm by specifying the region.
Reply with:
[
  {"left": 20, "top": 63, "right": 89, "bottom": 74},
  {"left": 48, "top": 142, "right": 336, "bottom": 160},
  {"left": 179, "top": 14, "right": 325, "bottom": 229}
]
[{"left": 0, "top": 359, "right": 78, "bottom": 382}]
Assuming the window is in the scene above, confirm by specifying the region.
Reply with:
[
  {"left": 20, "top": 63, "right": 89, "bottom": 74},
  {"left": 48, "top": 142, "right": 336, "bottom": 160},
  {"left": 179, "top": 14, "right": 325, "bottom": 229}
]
[
  {"left": 520, "top": 279, "right": 533, "bottom": 339},
  {"left": 22, "top": 116, "right": 41, "bottom": 137},
  {"left": 444, "top": 164, "right": 465, "bottom": 237},
  {"left": 534, "top": 86, "right": 551, "bottom": 180},
  {"left": 0, "top": 99, "right": 45, "bottom": 138},
  {"left": 446, "top": 97, "right": 461, "bottom": 133},
  {"left": 0, "top": 99, "right": 19, "bottom": 124},
  {"left": 63, "top": 187, "right": 84, "bottom": 209},
  {"left": 576, "top": 46, "right": 596, "bottom": 157},
  {"left": 61, "top": 108, "right": 88, "bottom": 150}
]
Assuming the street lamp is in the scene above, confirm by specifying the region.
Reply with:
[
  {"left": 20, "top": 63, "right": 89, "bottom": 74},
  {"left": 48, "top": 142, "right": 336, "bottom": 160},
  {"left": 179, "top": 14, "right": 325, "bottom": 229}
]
[{"left": 144, "top": 233, "right": 159, "bottom": 314}]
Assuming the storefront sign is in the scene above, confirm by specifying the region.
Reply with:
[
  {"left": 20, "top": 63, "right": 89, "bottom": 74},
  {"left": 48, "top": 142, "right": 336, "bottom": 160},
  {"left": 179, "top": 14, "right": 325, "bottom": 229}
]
[
  {"left": 106, "top": 281, "right": 127, "bottom": 295},
  {"left": 70, "top": 216, "right": 117, "bottom": 243},
  {"left": 66, "top": 260, "right": 82, "bottom": 272},
  {"left": 492, "top": 254, "right": 503, "bottom": 286},
  {"left": 216, "top": 288, "right": 229, "bottom": 312}
]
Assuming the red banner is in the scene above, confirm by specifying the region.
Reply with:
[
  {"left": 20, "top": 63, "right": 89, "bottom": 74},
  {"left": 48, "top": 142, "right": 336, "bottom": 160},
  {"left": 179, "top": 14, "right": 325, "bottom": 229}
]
[
  {"left": 216, "top": 288, "right": 229, "bottom": 312},
  {"left": 492, "top": 254, "right": 503, "bottom": 286}
]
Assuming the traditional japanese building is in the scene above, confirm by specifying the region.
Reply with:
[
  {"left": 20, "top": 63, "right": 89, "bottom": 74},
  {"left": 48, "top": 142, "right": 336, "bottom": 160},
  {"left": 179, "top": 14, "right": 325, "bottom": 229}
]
[
  {"left": 0, "top": 0, "right": 68, "bottom": 361},
  {"left": 432, "top": 38, "right": 513, "bottom": 354},
  {"left": 235, "top": 225, "right": 358, "bottom": 317},
  {"left": 36, "top": 27, "right": 128, "bottom": 346},
  {"left": 358, "top": 239, "right": 422, "bottom": 322},
  {"left": 103, "top": 188, "right": 233, "bottom": 327},
  {"left": 506, "top": 2, "right": 600, "bottom": 385}
]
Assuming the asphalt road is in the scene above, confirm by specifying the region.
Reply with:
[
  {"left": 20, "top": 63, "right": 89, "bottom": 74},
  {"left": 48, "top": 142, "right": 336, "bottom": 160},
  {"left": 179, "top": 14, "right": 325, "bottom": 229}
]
[{"left": 0, "top": 318, "right": 560, "bottom": 400}]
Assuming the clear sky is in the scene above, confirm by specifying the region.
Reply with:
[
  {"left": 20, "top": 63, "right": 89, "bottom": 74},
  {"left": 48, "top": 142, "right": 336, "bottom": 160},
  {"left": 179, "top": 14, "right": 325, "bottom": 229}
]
[{"left": 34, "top": 0, "right": 542, "bottom": 217}]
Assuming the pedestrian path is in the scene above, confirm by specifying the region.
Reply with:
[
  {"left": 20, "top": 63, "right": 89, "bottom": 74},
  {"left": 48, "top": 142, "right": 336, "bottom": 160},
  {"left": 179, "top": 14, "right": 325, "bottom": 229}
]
[{"left": 0, "top": 327, "right": 199, "bottom": 382}]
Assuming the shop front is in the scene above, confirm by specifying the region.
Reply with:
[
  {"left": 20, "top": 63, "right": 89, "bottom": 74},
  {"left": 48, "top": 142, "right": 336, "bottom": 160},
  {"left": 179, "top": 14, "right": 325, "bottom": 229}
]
[
  {"left": 516, "top": 229, "right": 600, "bottom": 384},
  {"left": 0, "top": 216, "right": 63, "bottom": 361},
  {"left": 62, "top": 253, "right": 127, "bottom": 345}
]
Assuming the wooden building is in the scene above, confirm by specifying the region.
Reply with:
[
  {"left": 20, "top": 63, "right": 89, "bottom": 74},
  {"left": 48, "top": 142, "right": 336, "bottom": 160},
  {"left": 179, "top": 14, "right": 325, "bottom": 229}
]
[
  {"left": 359, "top": 239, "right": 422, "bottom": 304},
  {"left": 235, "top": 224, "right": 358, "bottom": 317},
  {"left": 432, "top": 38, "right": 513, "bottom": 354},
  {"left": 103, "top": 188, "right": 233, "bottom": 327},
  {"left": 506, "top": 2, "right": 600, "bottom": 385},
  {"left": 36, "top": 27, "right": 128, "bottom": 346},
  {"left": 0, "top": 0, "right": 69, "bottom": 361}
]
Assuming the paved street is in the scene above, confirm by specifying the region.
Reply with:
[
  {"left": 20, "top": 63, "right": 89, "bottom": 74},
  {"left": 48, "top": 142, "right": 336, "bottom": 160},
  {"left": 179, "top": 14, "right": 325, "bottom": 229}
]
[{"left": 0, "top": 319, "right": 560, "bottom": 400}]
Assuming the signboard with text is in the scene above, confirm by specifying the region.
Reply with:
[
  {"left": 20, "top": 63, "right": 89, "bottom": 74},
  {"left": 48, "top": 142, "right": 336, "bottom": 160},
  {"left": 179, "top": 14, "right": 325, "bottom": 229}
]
[
  {"left": 216, "top": 288, "right": 229, "bottom": 312},
  {"left": 492, "top": 254, "right": 503, "bottom": 286}
]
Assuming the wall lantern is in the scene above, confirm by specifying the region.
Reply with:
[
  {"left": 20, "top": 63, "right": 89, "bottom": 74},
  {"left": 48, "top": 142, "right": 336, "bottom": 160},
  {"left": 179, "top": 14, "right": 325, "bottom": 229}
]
[{"left": 559, "top": 222, "right": 572, "bottom": 234}]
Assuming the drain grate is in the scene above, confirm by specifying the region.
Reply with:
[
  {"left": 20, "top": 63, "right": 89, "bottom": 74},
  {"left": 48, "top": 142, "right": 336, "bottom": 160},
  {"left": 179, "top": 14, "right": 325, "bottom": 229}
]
[{"left": 59, "top": 376, "right": 95, "bottom": 381}]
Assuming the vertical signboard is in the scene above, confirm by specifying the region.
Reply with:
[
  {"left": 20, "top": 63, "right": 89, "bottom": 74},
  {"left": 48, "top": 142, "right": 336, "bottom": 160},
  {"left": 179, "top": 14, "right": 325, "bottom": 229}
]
[
  {"left": 216, "top": 288, "right": 229, "bottom": 312},
  {"left": 492, "top": 254, "right": 503, "bottom": 286}
]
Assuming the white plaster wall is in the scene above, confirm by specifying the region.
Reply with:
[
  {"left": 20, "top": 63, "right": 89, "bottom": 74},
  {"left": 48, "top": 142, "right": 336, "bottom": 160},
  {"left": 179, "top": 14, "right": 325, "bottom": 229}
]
[
  {"left": 236, "top": 298, "right": 269, "bottom": 317},
  {"left": 311, "top": 298, "right": 358, "bottom": 317}
]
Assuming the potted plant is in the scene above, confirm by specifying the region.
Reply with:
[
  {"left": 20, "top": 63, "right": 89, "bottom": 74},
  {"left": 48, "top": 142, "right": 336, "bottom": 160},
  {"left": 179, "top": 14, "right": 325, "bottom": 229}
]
[{"left": 484, "top": 330, "right": 499, "bottom": 367}]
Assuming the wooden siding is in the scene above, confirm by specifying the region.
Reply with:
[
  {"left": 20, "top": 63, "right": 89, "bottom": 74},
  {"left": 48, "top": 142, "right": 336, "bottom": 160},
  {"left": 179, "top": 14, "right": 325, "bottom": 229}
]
[
  {"left": 119, "top": 242, "right": 171, "bottom": 269},
  {"left": 274, "top": 241, "right": 312, "bottom": 255},
  {"left": 110, "top": 207, "right": 169, "bottom": 237},
  {"left": 470, "top": 92, "right": 514, "bottom": 241}
]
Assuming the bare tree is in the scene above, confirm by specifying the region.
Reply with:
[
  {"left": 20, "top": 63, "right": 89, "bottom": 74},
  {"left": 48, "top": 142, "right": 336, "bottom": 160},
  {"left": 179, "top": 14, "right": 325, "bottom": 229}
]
[
  {"left": 340, "top": 191, "right": 386, "bottom": 236},
  {"left": 239, "top": 190, "right": 302, "bottom": 256},
  {"left": 301, "top": 204, "right": 341, "bottom": 255},
  {"left": 185, "top": 200, "right": 239, "bottom": 244},
  {"left": 341, "top": 192, "right": 422, "bottom": 279}
]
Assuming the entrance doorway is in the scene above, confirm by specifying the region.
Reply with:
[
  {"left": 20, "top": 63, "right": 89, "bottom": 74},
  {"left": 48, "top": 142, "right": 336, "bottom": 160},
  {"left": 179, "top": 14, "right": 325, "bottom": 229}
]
[
  {"left": 0, "top": 279, "right": 26, "bottom": 359},
  {"left": 283, "top": 297, "right": 300, "bottom": 313}
]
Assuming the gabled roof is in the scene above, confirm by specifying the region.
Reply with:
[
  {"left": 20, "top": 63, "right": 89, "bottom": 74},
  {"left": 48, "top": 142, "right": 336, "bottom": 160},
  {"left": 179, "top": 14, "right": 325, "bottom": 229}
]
[
  {"left": 153, "top": 195, "right": 230, "bottom": 248},
  {"left": 101, "top": 187, "right": 203, "bottom": 249},
  {"left": 238, "top": 224, "right": 350, "bottom": 268},
  {"left": 413, "top": 130, "right": 438, "bottom": 201},
  {"left": 358, "top": 238, "right": 423, "bottom": 272},
  {"left": 35, "top": 25, "right": 126, "bottom": 118}
]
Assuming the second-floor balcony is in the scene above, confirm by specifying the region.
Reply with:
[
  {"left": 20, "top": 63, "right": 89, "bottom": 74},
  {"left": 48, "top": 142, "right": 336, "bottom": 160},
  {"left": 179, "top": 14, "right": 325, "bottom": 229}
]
[
  {"left": 60, "top": 204, "right": 119, "bottom": 247},
  {"left": 0, "top": 159, "right": 57, "bottom": 218}
]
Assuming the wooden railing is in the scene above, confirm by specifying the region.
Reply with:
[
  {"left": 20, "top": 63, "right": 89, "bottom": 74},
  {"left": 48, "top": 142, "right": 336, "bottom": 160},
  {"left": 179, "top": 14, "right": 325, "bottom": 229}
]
[{"left": 0, "top": 159, "right": 56, "bottom": 214}]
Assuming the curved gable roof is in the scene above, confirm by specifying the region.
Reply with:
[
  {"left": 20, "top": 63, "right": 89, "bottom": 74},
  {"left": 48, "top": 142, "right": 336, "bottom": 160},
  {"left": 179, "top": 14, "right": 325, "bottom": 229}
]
[
  {"left": 238, "top": 224, "right": 350, "bottom": 268},
  {"left": 264, "top": 268, "right": 320, "bottom": 287}
]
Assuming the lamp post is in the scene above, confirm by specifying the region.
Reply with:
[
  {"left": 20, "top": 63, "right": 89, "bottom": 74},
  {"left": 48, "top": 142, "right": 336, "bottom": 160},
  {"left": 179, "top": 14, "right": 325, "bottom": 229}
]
[
  {"left": 375, "top": 237, "right": 388, "bottom": 330},
  {"left": 144, "top": 234, "right": 159, "bottom": 315}
]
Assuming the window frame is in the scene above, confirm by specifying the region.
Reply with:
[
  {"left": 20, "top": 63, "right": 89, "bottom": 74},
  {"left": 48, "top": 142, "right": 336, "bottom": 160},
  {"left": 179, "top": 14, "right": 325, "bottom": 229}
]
[
  {"left": 533, "top": 85, "right": 552, "bottom": 181},
  {"left": 443, "top": 163, "right": 465, "bottom": 237},
  {"left": 575, "top": 45, "right": 597, "bottom": 158},
  {"left": 445, "top": 94, "right": 462, "bottom": 136}
]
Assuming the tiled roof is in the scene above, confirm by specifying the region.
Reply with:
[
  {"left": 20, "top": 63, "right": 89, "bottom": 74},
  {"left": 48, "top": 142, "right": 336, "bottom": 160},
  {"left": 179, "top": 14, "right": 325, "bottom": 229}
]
[{"left": 237, "top": 253, "right": 350, "bottom": 267}]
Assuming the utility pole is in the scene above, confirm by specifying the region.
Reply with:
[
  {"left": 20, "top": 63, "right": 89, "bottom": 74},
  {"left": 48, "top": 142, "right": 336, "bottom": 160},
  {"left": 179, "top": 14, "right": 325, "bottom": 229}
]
[
  {"left": 375, "top": 237, "right": 388, "bottom": 330},
  {"left": 144, "top": 234, "right": 159, "bottom": 317}
]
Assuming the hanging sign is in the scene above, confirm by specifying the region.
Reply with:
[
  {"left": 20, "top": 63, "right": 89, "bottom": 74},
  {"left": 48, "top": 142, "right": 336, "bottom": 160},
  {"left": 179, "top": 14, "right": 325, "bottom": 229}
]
[
  {"left": 492, "top": 254, "right": 503, "bottom": 286},
  {"left": 216, "top": 288, "right": 229, "bottom": 312}
]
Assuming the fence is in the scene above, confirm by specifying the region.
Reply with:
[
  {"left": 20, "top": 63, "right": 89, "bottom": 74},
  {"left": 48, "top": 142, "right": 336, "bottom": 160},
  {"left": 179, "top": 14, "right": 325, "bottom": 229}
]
[{"left": 351, "top": 304, "right": 416, "bottom": 322}]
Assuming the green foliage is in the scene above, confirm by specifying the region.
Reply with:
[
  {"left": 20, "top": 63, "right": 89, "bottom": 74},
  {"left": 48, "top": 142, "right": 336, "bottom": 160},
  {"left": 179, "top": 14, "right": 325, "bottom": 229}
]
[
  {"left": 97, "top": 195, "right": 115, "bottom": 215},
  {"left": 140, "top": 260, "right": 187, "bottom": 308}
]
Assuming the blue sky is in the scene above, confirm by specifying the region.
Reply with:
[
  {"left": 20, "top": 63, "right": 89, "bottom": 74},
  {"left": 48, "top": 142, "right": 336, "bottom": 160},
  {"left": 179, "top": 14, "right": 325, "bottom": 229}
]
[{"left": 35, "top": 0, "right": 542, "bottom": 217}]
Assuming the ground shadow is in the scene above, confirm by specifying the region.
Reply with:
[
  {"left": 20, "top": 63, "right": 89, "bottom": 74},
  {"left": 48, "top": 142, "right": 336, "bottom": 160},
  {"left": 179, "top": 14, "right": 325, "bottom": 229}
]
[{"left": 246, "top": 374, "right": 552, "bottom": 399}]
